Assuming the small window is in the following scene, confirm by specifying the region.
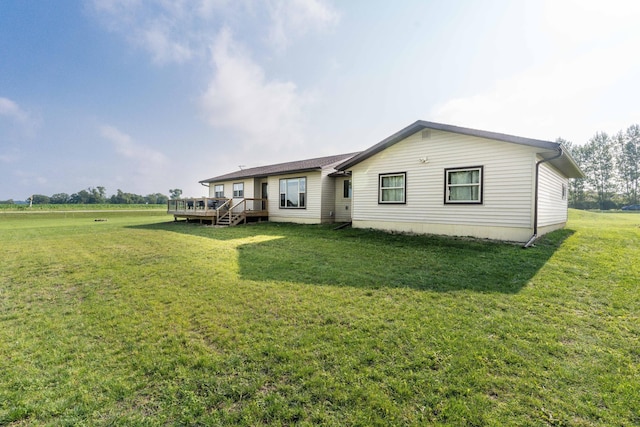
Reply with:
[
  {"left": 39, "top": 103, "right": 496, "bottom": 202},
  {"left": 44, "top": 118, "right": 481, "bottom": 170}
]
[
  {"left": 233, "top": 183, "right": 244, "bottom": 198},
  {"left": 279, "top": 177, "right": 306, "bottom": 208},
  {"left": 561, "top": 183, "right": 567, "bottom": 200},
  {"left": 214, "top": 184, "right": 224, "bottom": 198},
  {"left": 379, "top": 173, "right": 406, "bottom": 204},
  {"left": 445, "top": 166, "right": 483, "bottom": 204},
  {"left": 343, "top": 179, "right": 352, "bottom": 198}
]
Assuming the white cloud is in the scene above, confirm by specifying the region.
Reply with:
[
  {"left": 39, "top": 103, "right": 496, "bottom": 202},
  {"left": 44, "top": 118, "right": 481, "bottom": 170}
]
[
  {"left": 90, "top": 0, "right": 200, "bottom": 64},
  {"left": 100, "top": 125, "right": 167, "bottom": 169},
  {"left": 0, "top": 97, "right": 30, "bottom": 124},
  {"left": 431, "top": 35, "right": 640, "bottom": 145},
  {"left": 267, "top": 0, "right": 340, "bottom": 51},
  {"left": 200, "top": 28, "right": 309, "bottom": 150},
  {"left": 90, "top": 0, "right": 339, "bottom": 63}
]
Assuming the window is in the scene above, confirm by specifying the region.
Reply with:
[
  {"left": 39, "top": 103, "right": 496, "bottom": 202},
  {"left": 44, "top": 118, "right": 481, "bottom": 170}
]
[
  {"left": 279, "top": 177, "right": 306, "bottom": 208},
  {"left": 233, "top": 183, "right": 244, "bottom": 198},
  {"left": 445, "top": 166, "right": 483, "bottom": 204},
  {"left": 379, "top": 173, "right": 406, "bottom": 204},
  {"left": 214, "top": 184, "right": 224, "bottom": 198},
  {"left": 561, "top": 183, "right": 567, "bottom": 200},
  {"left": 343, "top": 179, "right": 352, "bottom": 198}
]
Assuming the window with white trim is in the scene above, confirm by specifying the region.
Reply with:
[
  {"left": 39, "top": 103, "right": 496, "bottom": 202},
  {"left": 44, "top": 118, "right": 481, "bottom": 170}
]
[
  {"left": 379, "top": 173, "right": 406, "bottom": 204},
  {"left": 445, "top": 166, "right": 483, "bottom": 204},
  {"left": 214, "top": 184, "right": 224, "bottom": 198},
  {"left": 233, "top": 183, "right": 244, "bottom": 198},
  {"left": 279, "top": 177, "right": 306, "bottom": 208}
]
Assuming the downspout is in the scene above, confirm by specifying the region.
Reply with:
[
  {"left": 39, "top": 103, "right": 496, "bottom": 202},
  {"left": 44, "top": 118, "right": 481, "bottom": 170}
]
[{"left": 523, "top": 147, "right": 564, "bottom": 248}]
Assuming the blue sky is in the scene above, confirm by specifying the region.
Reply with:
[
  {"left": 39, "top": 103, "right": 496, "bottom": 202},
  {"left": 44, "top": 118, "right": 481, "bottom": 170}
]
[{"left": 1, "top": 0, "right": 639, "bottom": 201}]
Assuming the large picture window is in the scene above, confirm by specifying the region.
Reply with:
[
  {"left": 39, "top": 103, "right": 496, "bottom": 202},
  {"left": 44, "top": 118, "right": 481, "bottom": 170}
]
[
  {"left": 233, "top": 183, "right": 244, "bottom": 198},
  {"left": 379, "top": 173, "right": 406, "bottom": 204},
  {"left": 445, "top": 166, "right": 483, "bottom": 204},
  {"left": 214, "top": 184, "right": 224, "bottom": 198},
  {"left": 279, "top": 177, "right": 306, "bottom": 208}
]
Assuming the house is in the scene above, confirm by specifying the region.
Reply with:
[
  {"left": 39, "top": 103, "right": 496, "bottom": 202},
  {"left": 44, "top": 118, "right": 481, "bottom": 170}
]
[
  {"left": 168, "top": 153, "right": 358, "bottom": 226},
  {"left": 168, "top": 120, "right": 584, "bottom": 245}
]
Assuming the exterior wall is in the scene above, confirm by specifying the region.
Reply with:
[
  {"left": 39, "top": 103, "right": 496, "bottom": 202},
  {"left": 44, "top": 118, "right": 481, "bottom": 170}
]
[
  {"left": 537, "top": 162, "right": 569, "bottom": 227},
  {"left": 348, "top": 128, "right": 549, "bottom": 242},
  {"left": 334, "top": 177, "right": 352, "bottom": 222},
  {"left": 320, "top": 169, "right": 337, "bottom": 223},
  {"left": 267, "top": 170, "right": 327, "bottom": 224},
  {"left": 207, "top": 179, "right": 255, "bottom": 201}
]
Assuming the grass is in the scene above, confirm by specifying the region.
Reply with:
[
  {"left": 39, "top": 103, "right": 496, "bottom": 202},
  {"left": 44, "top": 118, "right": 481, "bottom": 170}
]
[{"left": 0, "top": 210, "right": 638, "bottom": 426}]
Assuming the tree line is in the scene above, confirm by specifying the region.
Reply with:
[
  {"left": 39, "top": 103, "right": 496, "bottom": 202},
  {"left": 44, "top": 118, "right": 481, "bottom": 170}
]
[
  {"left": 1, "top": 188, "right": 184, "bottom": 205},
  {"left": 561, "top": 124, "right": 639, "bottom": 210}
]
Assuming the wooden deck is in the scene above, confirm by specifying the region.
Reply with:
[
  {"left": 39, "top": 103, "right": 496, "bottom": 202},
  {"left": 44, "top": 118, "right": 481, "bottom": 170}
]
[{"left": 167, "top": 197, "right": 267, "bottom": 225}]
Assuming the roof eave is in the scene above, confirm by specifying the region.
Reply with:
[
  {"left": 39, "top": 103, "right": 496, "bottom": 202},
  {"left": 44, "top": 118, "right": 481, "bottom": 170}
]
[
  {"left": 337, "top": 120, "right": 562, "bottom": 171},
  {"left": 543, "top": 150, "right": 586, "bottom": 179},
  {"left": 199, "top": 166, "right": 324, "bottom": 184}
]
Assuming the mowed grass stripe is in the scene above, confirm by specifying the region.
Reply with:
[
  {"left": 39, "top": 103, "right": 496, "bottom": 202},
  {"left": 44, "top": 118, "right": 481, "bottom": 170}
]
[{"left": 0, "top": 210, "right": 638, "bottom": 425}]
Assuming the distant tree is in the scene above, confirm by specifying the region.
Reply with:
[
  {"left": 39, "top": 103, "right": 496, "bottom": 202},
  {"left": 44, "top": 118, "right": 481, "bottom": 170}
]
[
  {"left": 145, "top": 193, "right": 169, "bottom": 204},
  {"left": 0, "top": 199, "right": 15, "bottom": 204},
  {"left": 50, "top": 193, "right": 70, "bottom": 204},
  {"left": 110, "top": 189, "right": 131, "bottom": 204},
  {"left": 616, "top": 125, "right": 640, "bottom": 205},
  {"left": 70, "top": 189, "right": 91, "bottom": 204},
  {"left": 169, "top": 189, "right": 183, "bottom": 200},
  {"left": 557, "top": 138, "right": 588, "bottom": 209},
  {"left": 584, "top": 132, "right": 616, "bottom": 210},
  {"left": 30, "top": 194, "right": 51, "bottom": 204},
  {"left": 87, "top": 186, "right": 107, "bottom": 204},
  {"left": 570, "top": 145, "right": 590, "bottom": 208}
]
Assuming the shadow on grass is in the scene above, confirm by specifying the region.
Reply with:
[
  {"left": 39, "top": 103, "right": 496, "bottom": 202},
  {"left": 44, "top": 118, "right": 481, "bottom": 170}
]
[{"left": 131, "top": 221, "right": 574, "bottom": 293}]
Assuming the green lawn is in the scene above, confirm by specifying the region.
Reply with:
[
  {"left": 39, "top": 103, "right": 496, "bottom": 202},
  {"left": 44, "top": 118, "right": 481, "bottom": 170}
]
[{"left": 0, "top": 210, "right": 638, "bottom": 426}]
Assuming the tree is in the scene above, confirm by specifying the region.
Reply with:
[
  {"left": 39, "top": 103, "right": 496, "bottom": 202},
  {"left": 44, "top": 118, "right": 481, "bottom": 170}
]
[
  {"left": 87, "top": 186, "right": 107, "bottom": 204},
  {"left": 584, "top": 132, "right": 616, "bottom": 210},
  {"left": 558, "top": 138, "right": 589, "bottom": 209},
  {"left": 169, "top": 189, "right": 183, "bottom": 200},
  {"left": 145, "top": 193, "right": 169, "bottom": 204},
  {"left": 70, "top": 189, "right": 91, "bottom": 204},
  {"left": 30, "top": 194, "right": 51, "bottom": 204},
  {"left": 50, "top": 193, "right": 70, "bottom": 204},
  {"left": 617, "top": 125, "right": 640, "bottom": 205}
]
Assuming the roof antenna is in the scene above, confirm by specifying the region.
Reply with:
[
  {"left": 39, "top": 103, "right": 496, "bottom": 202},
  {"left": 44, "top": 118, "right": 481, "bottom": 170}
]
[{"left": 238, "top": 165, "right": 246, "bottom": 170}]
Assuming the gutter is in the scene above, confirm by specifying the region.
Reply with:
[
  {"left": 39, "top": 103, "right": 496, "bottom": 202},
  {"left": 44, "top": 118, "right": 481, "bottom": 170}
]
[{"left": 524, "top": 147, "right": 564, "bottom": 248}]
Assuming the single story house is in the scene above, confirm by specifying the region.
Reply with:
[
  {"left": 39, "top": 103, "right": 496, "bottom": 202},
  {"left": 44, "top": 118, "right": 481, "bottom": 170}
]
[
  {"left": 168, "top": 120, "right": 584, "bottom": 245},
  {"left": 167, "top": 152, "right": 358, "bottom": 226}
]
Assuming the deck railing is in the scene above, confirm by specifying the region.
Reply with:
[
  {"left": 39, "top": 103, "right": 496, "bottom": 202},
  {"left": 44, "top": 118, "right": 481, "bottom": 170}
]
[
  {"left": 167, "top": 197, "right": 228, "bottom": 214},
  {"left": 168, "top": 197, "right": 268, "bottom": 224}
]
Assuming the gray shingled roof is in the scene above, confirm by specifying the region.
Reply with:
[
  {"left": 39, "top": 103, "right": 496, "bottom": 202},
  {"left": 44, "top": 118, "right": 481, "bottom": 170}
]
[
  {"left": 336, "top": 120, "right": 585, "bottom": 178},
  {"left": 199, "top": 152, "right": 360, "bottom": 183}
]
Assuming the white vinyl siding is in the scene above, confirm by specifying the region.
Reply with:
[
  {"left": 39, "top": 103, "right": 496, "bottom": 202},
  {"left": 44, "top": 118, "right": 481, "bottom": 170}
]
[
  {"left": 334, "top": 178, "right": 352, "bottom": 222},
  {"left": 319, "top": 168, "right": 337, "bottom": 223},
  {"left": 208, "top": 180, "right": 254, "bottom": 201},
  {"left": 268, "top": 171, "right": 326, "bottom": 224},
  {"left": 348, "top": 128, "right": 540, "bottom": 240},
  {"left": 538, "top": 162, "right": 569, "bottom": 227}
]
